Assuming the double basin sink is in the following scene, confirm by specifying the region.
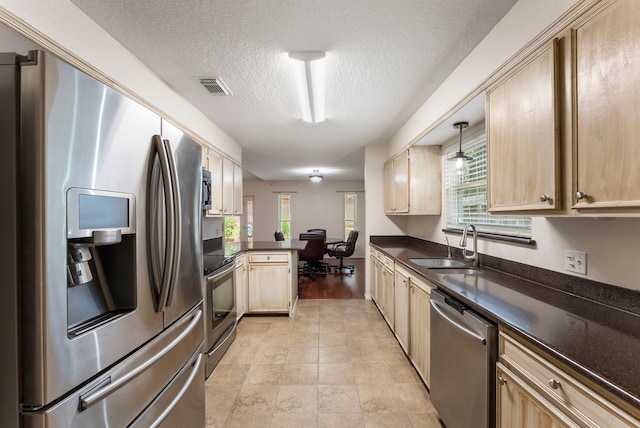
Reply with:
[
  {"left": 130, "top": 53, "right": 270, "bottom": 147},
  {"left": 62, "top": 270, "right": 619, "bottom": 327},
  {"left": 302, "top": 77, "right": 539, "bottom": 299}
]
[{"left": 408, "top": 257, "right": 482, "bottom": 275}]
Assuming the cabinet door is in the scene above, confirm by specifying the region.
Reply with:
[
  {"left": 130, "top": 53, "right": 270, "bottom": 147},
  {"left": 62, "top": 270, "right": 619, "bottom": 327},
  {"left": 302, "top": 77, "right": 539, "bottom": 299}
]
[
  {"left": 497, "top": 364, "right": 579, "bottom": 428},
  {"left": 382, "top": 268, "right": 395, "bottom": 329},
  {"left": 248, "top": 263, "right": 289, "bottom": 312},
  {"left": 369, "top": 254, "right": 377, "bottom": 302},
  {"left": 201, "top": 146, "right": 209, "bottom": 170},
  {"left": 393, "top": 267, "right": 410, "bottom": 353},
  {"left": 209, "top": 151, "right": 224, "bottom": 215},
  {"left": 409, "top": 283, "right": 431, "bottom": 387},
  {"left": 374, "top": 258, "right": 384, "bottom": 310},
  {"left": 487, "top": 39, "right": 560, "bottom": 212},
  {"left": 383, "top": 160, "right": 395, "bottom": 214},
  {"left": 222, "top": 157, "right": 234, "bottom": 215},
  {"left": 393, "top": 151, "right": 409, "bottom": 213},
  {"left": 232, "top": 163, "right": 243, "bottom": 215},
  {"left": 234, "top": 257, "right": 247, "bottom": 319},
  {"left": 573, "top": 0, "right": 640, "bottom": 210}
]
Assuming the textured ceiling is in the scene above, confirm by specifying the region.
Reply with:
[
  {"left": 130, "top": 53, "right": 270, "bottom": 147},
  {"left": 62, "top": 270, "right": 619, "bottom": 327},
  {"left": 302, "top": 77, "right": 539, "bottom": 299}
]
[{"left": 70, "top": 0, "right": 517, "bottom": 181}]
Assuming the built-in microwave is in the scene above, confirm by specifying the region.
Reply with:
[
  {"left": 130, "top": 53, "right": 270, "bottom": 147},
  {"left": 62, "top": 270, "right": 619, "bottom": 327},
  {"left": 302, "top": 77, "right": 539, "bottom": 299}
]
[{"left": 202, "top": 168, "right": 212, "bottom": 211}]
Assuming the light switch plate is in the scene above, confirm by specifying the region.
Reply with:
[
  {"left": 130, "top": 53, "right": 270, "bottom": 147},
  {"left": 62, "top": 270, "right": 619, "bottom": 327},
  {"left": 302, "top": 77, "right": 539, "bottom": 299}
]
[{"left": 565, "top": 250, "right": 587, "bottom": 274}]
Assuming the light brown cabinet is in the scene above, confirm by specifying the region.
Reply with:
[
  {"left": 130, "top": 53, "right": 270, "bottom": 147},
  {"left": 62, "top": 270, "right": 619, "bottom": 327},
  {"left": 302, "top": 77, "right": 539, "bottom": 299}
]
[
  {"left": 487, "top": 39, "right": 561, "bottom": 213},
  {"left": 498, "top": 331, "right": 640, "bottom": 427},
  {"left": 247, "top": 252, "right": 293, "bottom": 314},
  {"left": 393, "top": 265, "right": 410, "bottom": 354},
  {"left": 571, "top": 0, "right": 640, "bottom": 212},
  {"left": 383, "top": 146, "right": 441, "bottom": 215},
  {"left": 409, "top": 275, "right": 434, "bottom": 388}
]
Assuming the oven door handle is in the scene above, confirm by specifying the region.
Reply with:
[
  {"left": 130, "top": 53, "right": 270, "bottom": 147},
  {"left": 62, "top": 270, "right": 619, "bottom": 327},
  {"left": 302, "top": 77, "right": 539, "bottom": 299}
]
[
  {"left": 430, "top": 299, "right": 486, "bottom": 345},
  {"left": 207, "top": 261, "right": 236, "bottom": 281}
]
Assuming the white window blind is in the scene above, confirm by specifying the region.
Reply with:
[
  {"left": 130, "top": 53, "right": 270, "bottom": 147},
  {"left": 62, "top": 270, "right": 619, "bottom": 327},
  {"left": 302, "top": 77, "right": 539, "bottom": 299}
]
[{"left": 445, "top": 129, "right": 531, "bottom": 236}]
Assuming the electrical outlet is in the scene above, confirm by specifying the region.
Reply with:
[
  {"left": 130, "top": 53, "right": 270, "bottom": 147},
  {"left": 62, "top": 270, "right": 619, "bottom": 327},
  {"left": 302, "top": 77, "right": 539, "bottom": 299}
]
[{"left": 565, "top": 250, "right": 587, "bottom": 274}]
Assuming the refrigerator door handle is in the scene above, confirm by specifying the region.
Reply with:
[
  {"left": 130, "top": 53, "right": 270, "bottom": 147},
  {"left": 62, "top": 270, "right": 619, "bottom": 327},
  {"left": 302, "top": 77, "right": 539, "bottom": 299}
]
[
  {"left": 163, "top": 138, "right": 182, "bottom": 308},
  {"left": 149, "top": 135, "right": 176, "bottom": 312},
  {"left": 78, "top": 308, "right": 202, "bottom": 411}
]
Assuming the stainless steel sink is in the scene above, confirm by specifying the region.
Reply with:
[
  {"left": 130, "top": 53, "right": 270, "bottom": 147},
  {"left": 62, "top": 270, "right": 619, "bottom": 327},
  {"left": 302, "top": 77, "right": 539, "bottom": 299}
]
[
  {"left": 408, "top": 258, "right": 468, "bottom": 268},
  {"left": 428, "top": 268, "right": 483, "bottom": 275}
]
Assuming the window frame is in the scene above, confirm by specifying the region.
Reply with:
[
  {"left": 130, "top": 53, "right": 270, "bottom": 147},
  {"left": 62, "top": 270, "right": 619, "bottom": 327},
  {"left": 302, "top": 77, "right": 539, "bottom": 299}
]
[
  {"left": 343, "top": 192, "right": 357, "bottom": 241},
  {"left": 278, "top": 193, "right": 292, "bottom": 240}
]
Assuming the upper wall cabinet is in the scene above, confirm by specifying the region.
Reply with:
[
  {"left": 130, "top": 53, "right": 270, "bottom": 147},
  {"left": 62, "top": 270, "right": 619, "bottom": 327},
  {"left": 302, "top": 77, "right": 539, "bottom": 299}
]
[
  {"left": 486, "top": 39, "right": 561, "bottom": 213},
  {"left": 202, "top": 145, "right": 242, "bottom": 217},
  {"left": 384, "top": 146, "right": 441, "bottom": 215},
  {"left": 571, "top": 0, "right": 640, "bottom": 212}
]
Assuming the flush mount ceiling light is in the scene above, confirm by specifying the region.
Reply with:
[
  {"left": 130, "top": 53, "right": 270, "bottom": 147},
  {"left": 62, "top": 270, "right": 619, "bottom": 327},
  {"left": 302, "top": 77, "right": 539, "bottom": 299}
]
[
  {"left": 288, "top": 51, "right": 326, "bottom": 123},
  {"left": 449, "top": 121, "right": 472, "bottom": 175},
  {"left": 309, "top": 170, "right": 323, "bottom": 183}
]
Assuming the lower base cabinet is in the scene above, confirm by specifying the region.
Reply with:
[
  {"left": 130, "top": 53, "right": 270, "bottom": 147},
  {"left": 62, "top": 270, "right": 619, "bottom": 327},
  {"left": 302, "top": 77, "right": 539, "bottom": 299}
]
[
  {"left": 247, "top": 251, "right": 296, "bottom": 314},
  {"left": 409, "top": 276, "right": 434, "bottom": 388},
  {"left": 234, "top": 254, "right": 247, "bottom": 319},
  {"left": 498, "top": 331, "right": 640, "bottom": 428}
]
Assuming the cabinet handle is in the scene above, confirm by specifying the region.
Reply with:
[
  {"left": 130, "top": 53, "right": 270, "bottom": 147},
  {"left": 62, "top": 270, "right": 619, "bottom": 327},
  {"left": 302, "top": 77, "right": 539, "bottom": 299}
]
[
  {"left": 575, "top": 191, "right": 588, "bottom": 201},
  {"left": 539, "top": 194, "right": 552, "bottom": 203},
  {"left": 548, "top": 378, "right": 561, "bottom": 389},
  {"left": 498, "top": 376, "right": 507, "bottom": 386}
]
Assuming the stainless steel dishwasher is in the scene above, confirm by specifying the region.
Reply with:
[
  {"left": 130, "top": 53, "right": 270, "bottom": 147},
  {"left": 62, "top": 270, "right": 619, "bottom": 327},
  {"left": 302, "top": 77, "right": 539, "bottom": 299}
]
[{"left": 430, "top": 289, "right": 497, "bottom": 428}]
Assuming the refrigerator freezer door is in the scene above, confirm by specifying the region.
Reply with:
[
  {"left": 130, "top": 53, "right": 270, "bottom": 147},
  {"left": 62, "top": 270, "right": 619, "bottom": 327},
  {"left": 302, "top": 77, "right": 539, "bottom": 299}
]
[
  {"left": 19, "top": 51, "right": 164, "bottom": 407},
  {"left": 159, "top": 120, "right": 203, "bottom": 328},
  {"left": 22, "top": 304, "right": 204, "bottom": 427}
]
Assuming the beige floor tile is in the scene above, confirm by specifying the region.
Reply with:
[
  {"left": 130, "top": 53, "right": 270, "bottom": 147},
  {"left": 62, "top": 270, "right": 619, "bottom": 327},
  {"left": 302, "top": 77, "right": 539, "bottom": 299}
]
[
  {"left": 219, "top": 341, "right": 262, "bottom": 364},
  {"left": 406, "top": 412, "right": 443, "bottom": 428},
  {"left": 207, "top": 364, "right": 251, "bottom": 385},
  {"left": 281, "top": 363, "right": 319, "bottom": 385},
  {"left": 319, "top": 321, "right": 345, "bottom": 333},
  {"left": 230, "top": 385, "right": 279, "bottom": 414},
  {"left": 253, "top": 344, "right": 289, "bottom": 364},
  {"left": 222, "top": 411, "right": 273, "bottom": 428},
  {"left": 292, "top": 333, "right": 319, "bottom": 346},
  {"left": 396, "top": 384, "right": 437, "bottom": 413},
  {"left": 318, "top": 413, "right": 365, "bottom": 428},
  {"left": 318, "top": 362, "right": 355, "bottom": 385},
  {"left": 267, "top": 323, "right": 295, "bottom": 334},
  {"left": 294, "top": 321, "right": 320, "bottom": 333},
  {"left": 262, "top": 333, "right": 294, "bottom": 346},
  {"left": 387, "top": 363, "right": 422, "bottom": 384},
  {"left": 286, "top": 346, "right": 319, "bottom": 363},
  {"left": 352, "top": 363, "right": 394, "bottom": 385},
  {"left": 357, "top": 384, "right": 403, "bottom": 413},
  {"left": 363, "top": 412, "right": 412, "bottom": 428},
  {"left": 205, "top": 385, "right": 241, "bottom": 426},
  {"left": 319, "top": 332, "right": 348, "bottom": 347},
  {"left": 275, "top": 385, "right": 318, "bottom": 413},
  {"left": 271, "top": 412, "right": 318, "bottom": 428},
  {"left": 244, "top": 363, "right": 285, "bottom": 385},
  {"left": 318, "top": 385, "right": 361, "bottom": 413},
  {"left": 319, "top": 345, "right": 351, "bottom": 363},
  {"left": 237, "top": 322, "right": 271, "bottom": 334}
]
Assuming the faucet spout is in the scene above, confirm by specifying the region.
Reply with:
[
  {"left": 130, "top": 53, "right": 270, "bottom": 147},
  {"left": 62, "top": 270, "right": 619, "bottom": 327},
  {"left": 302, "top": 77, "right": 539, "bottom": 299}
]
[{"left": 460, "top": 224, "right": 478, "bottom": 267}]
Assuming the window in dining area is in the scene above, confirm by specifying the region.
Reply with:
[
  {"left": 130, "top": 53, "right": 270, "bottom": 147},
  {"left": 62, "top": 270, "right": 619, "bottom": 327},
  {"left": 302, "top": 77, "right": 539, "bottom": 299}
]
[
  {"left": 344, "top": 192, "right": 357, "bottom": 240},
  {"left": 278, "top": 193, "right": 292, "bottom": 240}
]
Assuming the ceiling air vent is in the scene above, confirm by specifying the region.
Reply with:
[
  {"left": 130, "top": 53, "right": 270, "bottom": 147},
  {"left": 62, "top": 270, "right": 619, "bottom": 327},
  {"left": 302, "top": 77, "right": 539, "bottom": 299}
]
[{"left": 199, "top": 77, "right": 232, "bottom": 95}]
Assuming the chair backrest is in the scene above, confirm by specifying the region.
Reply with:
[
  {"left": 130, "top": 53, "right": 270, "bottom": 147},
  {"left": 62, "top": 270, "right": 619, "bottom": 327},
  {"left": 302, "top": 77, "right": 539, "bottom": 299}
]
[
  {"left": 330, "top": 230, "right": 358, "bottom": 258},
  {"left": 274, "top": 231, "right": 285, "bottom": 241},
  {"left": 307, "top": 228, "right": 327, "bottom": 237},
  {"left": 299, "top": 234, "right": 325, "bottom": 261}
]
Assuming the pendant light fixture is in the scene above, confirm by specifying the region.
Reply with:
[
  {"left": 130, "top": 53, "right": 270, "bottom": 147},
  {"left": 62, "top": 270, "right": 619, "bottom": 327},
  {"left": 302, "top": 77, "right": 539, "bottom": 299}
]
[
  {"left": 448, "top": 121, "right": 471, "bottom": 175},
  {"left": 309, "top": 170, "right": 323, "bottom": 183}
]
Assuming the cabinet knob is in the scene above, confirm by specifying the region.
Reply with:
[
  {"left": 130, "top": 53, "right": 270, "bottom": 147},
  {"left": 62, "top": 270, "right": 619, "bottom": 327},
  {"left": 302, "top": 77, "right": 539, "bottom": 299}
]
[
  {"left": 498, "top": 376, "right": 507, "bottom": 386},
  {"left": 548, "top": 378, "right": 561, "bottom": 389},
  {"left": 539, "top": 194, "right": 552, "bottom": 203},
  {"left": 575, "top": 191, "right": 588, "bottom": 201}
]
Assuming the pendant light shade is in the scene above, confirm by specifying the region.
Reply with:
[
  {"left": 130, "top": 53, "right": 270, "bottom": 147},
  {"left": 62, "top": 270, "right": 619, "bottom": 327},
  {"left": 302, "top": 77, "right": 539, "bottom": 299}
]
[{"left": 448, "top": 121, "right": 471, "bottom": 175}]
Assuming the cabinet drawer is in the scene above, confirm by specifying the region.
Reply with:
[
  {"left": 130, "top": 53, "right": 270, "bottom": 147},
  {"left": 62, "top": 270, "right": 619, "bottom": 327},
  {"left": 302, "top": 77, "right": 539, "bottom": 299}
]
[
  {"left": 410, "top": 275, "right": 434, "bottom": 295},
  {"left": 382, "top": 255, "right": 394, "bottom": 271},
  {"left": 249, "top": 253, "right": 289, "bottom": 263},
  {"left": 500, "top": 332, "right": 639, "bottom": 427},
  {"left": 235, "top": 254, "right": 246, "bottom": 269}
]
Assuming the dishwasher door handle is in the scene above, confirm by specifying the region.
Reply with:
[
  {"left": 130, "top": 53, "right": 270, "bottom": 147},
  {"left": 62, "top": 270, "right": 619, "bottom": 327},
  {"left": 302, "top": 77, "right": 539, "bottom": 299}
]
[{"left": 431, "top": 299, "right": 486, "bottom": 345}]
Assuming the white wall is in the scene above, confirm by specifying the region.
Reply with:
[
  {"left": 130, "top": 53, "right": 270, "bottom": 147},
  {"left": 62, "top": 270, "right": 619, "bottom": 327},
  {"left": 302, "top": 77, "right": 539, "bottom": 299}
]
[
  {"left": 243, "top": 180, "right": 366, "bottom": 258},
  {"left": 0, "top": 0, "right": 241, "bottom": 162}
]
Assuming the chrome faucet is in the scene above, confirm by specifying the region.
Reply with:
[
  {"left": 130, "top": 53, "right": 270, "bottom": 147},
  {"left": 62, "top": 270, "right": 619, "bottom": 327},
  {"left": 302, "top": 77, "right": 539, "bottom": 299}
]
[
  {"left": 460, "top": 224, "right": 478, "bottom": 267},
  {"left": 445, "top": 236, "right": 452, "bottom": 258}
]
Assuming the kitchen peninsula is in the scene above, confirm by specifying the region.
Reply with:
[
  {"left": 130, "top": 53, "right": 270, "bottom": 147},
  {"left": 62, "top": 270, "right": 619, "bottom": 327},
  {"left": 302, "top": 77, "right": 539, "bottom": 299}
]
[{"left": 226, "top": 240, "right": 307, "bottom": 317}]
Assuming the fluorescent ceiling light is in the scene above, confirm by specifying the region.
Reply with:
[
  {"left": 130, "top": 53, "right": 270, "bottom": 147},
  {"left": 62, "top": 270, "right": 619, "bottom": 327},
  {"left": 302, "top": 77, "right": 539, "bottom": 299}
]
[{"left": 289, "top": 51, "right": 326, "bottom": 123}]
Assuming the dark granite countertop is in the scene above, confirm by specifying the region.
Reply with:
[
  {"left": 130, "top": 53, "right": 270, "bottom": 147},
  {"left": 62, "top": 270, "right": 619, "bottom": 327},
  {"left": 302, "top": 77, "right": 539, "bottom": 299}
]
[
  {"left": 371, "top": 241, "right": 640, "bottom": 411},
  {"left": 224, "top": 239, "right": 307, "bottom": 256}
]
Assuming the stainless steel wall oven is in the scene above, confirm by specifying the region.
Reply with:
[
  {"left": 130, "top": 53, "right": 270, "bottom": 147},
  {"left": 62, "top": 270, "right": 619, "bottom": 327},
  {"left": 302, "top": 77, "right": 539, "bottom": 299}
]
[{"left": 204, "top": 258, "right": 237, "bottom": 378}]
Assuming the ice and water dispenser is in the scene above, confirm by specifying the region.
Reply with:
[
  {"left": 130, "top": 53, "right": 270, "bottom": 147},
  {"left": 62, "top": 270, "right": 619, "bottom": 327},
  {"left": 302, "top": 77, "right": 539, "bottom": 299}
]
[{"left": 66, "top": 188, "right": 137, "bottom": 337}]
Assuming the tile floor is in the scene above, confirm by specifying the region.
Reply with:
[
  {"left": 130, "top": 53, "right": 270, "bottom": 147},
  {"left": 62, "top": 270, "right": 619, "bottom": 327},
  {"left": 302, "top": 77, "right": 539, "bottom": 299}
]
[{"left": 205, "top": 299, "right": 442, "bottom": 427}]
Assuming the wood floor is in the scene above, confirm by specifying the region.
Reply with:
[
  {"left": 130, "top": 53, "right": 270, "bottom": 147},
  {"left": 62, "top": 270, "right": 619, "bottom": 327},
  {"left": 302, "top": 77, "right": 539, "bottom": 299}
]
[{"left": 298, "top": 258, "right": 365, "bottom": 299}]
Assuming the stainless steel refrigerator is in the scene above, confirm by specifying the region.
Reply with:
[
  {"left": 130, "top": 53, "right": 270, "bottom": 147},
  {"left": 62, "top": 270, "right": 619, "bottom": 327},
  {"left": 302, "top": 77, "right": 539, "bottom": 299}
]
[{"left": 0, "top": 50, "right": 205, "bottom": 427}]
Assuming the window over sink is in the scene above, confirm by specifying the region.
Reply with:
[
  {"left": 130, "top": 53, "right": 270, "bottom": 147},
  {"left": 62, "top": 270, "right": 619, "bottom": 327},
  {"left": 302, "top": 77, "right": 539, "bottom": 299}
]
[{"left": 445, "top": 125, "right": 531, "bottom": 237}]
